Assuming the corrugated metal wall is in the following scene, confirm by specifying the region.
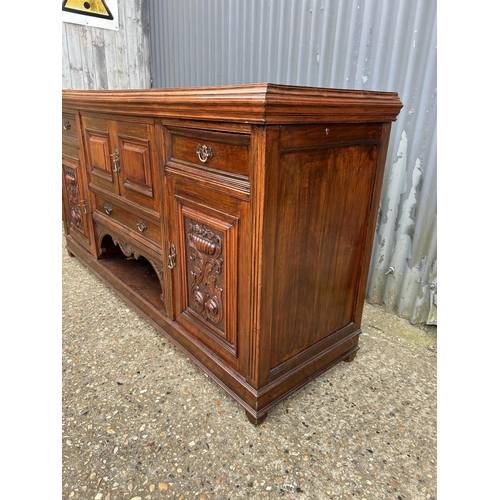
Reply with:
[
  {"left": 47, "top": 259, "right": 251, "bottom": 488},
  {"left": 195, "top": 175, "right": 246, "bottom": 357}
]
[
  {"left": 62, "top": 0, "right": 151, "bottom": 90},
  {"left": 148, "top": 0, "right": 437, "bottom": 325}
]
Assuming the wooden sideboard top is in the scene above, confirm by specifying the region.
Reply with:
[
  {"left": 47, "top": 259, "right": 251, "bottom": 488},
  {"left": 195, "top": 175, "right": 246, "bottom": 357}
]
[{"left": 62, "top": 83, "right": 402, "bottom": 124}]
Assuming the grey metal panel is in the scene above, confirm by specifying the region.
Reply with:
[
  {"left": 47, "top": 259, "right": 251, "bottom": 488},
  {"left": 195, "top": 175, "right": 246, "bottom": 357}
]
[
  {"left": 62, "top": 0, "right": 152, "bottom": 90},
  {"left": 149, "top": 0, "right": 437, "bottom": 324}
]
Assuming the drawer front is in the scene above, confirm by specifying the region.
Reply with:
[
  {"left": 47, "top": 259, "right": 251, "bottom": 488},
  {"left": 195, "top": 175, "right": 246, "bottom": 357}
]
[
  {"left": 168, "top": 128, "right": 250, "bottom": 178},
  {"left": 279, "top": 123, "right": 383, "bottom": 150},
  {"left": 62, "top": 143, "right": 80, "bottom": 160},
  {"left": 62, "top": 112, "right": 79, "bottom": 145},
  {"left": 95, "top": 195, "right": 161, "bottom": 246}
]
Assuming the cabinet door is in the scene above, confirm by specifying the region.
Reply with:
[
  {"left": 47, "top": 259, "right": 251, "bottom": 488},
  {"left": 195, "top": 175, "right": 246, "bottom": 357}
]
[
  {"left": 165, "top": 176, "right": 250, "bottom": 367},
  {"left": 116, "top": 120, "right": 159, "bottom": 212},
  {"left": 81, "top": 115, "right": 118, "bottom": 196},
  {"left": 82, "top": 116, "right": 159, "bottom": 213},
  {"left": 62, "top": 154, "right": 92, "bottom": 252}
]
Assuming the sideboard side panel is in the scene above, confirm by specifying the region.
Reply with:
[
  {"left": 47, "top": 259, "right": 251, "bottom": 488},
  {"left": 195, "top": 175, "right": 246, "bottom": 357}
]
[{"left": 263, "top": 124, "right": 383, "bottom": 373}]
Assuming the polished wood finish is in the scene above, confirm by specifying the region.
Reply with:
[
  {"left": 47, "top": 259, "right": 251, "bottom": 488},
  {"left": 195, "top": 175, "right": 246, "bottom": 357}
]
[{"left": 62, "top": 84, "right": 402, "bottom": 424}]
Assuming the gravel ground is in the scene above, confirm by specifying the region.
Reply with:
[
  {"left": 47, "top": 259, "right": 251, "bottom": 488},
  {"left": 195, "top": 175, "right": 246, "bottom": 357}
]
[{"left": 62, "top": 233, "right": 437, "bottom": 500}]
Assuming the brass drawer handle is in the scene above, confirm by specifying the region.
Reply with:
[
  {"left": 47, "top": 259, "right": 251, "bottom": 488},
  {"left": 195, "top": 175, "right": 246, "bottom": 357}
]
[
  {"left": 196, "top": 144, "right": 213, "bottom": 163},
  {"left": 137, "top": 219, "right": 147, "bottom": 232},
  {"left": 104, "top": 202, "right": 113, "bottom": 215},
  {"left": 63, "top": 120, "right": 71, "bottom": 131}
]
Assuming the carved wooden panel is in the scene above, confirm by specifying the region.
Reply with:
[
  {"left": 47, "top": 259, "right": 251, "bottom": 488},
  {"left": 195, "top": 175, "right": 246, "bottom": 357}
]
[
  {"left": 174, "top": 199, "right": 238, "bottom": 357},
  {"left": 62, "top": 155, "right": 92, "bottom": 253},
  {"left": 185, "top": 219, "right": 225, "bottom": 329},
  {"left": 63, "top": 165, "right": 83, "bottom": 231}
]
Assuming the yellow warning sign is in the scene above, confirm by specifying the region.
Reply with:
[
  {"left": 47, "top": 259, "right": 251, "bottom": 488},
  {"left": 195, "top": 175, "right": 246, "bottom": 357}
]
[{"left": 62, "top": 0, "right": 114, "bottom": 21}]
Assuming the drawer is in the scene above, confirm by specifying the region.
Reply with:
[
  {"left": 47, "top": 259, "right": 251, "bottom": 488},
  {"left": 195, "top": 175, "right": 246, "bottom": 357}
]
[
  {"left": 62, "top": 112, "right": 79, "bottom": 145},
  {"left": 168, "top": 128, "right": 250, "bottom": 178},
  {"left": 279, "top": 123, "right": 383, "bottom": 150},
  {"left": 95, "top": 195, "right": 161, "bottom": 246},
  {"left": 62, "top": 143, "right": 80, "bottom": 160}
]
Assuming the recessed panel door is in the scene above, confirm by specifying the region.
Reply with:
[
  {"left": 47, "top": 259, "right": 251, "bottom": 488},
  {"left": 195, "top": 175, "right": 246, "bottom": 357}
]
[
  {"left": 62, "top": 155, "right": 92, "bottom": 253},
  {"left": 165, "top": 175, "right": 251, "bottom": 369},
  {"left": 116, "top": 120, "right": 158, "bottom": 212},
  {"left": 82, "top": 115, "right": 117, "bottom": 196},
  {"left": 82, "top": 117, "right": 159, "bottom": 215}
]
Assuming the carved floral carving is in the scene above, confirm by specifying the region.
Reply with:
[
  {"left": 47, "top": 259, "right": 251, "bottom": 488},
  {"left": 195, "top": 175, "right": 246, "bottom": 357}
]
[
  {"left": 63, "top": 166, "right": 83, "bottom": 230},
  {"left": 95, "top": 226, "right": 165, "bottom": 299},
  {"left": 186, "top": 220, "right": 224, "bottom": 327},
  {"left": 111, "top": 236, "right": 141, "bottom": 260}
]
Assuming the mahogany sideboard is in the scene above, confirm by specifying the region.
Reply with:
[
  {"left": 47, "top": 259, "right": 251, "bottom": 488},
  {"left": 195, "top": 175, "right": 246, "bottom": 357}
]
[{"left": 62, "top": 84, "right": 402, "bottom": 424}]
